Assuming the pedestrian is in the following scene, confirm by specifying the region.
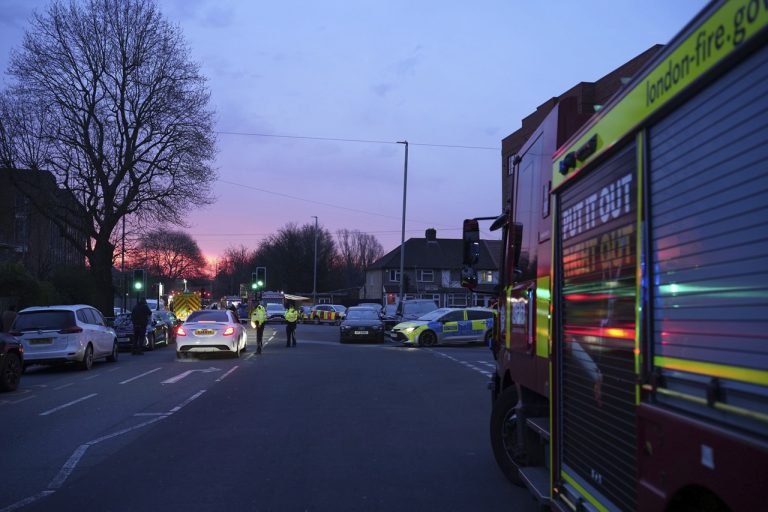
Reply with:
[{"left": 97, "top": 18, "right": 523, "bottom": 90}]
[
  {"left": 250, "top": 303, "right": 267, "bottom": 354},
  {"left": 131, "top": 298, "right": 152, "bottom": 355},
  {"left": 1, "top": 304, "right": 17, "bottom": 332},
  {"left": 284, "top": 303, "right": 298, "bottom": 347}
]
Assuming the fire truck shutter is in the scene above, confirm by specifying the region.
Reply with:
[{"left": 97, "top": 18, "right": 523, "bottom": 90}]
[{"left": 648, "top": 43, "right": 768, "bottom": 431}]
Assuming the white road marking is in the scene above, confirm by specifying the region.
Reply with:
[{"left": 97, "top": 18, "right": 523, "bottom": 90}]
[
  {"left": 215, "top": 366, "right": 239, "bottom": 382},
  {"left": 82, "top": 372, "right": 103, "bottom": 381},
  {"left": 0, "top": 490, "right": 55, "bottom": 512},
  {"left": 53, "top": 383, "right": 74, "bottom": 390},
  {"left": 119, "top": 367, "right": 162, "bottom": 384},
  {"left": 161, "top": 367, "right": 220, "bottom": 384},
  {"left": 39, "top": 394, "right": 98, "bottom": 416},
  {"left": 434, "top": 351, "right": 494, "bottom": 379}
]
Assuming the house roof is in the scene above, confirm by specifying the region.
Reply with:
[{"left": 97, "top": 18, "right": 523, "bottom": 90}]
[{"left": 367, "top": 235, "right": 501, "bottom": 271}]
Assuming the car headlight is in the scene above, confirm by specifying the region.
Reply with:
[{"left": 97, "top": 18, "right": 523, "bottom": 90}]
[{"left": 403, "top": 327, "right": 415, "bottom": 334}]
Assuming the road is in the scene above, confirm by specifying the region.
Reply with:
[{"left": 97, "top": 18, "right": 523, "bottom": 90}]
[{"left": 1, "top": 322, "right": 537, "bottom": 512}]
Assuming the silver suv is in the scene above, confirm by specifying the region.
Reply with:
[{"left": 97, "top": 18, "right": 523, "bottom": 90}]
[{"left": 11, "top": 305, "right": 118, "bottom": 371}]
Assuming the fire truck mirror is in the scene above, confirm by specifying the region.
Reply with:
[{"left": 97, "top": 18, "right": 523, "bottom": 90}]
[{"left": 462, "top": 219, "right": 480, "bottom": 265}]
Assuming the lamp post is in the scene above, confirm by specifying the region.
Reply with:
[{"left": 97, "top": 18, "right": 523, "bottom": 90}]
[
  {"left": 397, "top": 140, "right": 409, "bottom": 305},
  {"left": 312, "top": 216, "right": 318, "bottom": 305}
]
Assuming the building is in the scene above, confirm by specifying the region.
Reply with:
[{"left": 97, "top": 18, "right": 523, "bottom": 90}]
[
  {"left": 0, "top": 167, "right": 84, "bottom": 278},
  {"left": 363, "top": 228, "right": 501, "bottom": 308},
  {"left": 501, "top": 45, "right": 663, "bottom": 206}
]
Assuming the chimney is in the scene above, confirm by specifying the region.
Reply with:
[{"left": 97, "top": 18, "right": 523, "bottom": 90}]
[{"left": 425, "top": 228, "right": 437, "bottom": 241}]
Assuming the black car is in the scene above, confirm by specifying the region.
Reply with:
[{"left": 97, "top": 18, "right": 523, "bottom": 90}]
[
  {"left": 0, "top": 332, "right": 23, "bottom": 391},
  {"left": 152, "top": 311, "right": 180, "bottom": 343},
  {"left": 339, "top": 307, "right": 385, "bottom": 343},
  {"left": 236, "top": 303, "right": 249, "bottom": 324},
  {"left": 113, "top": 313, "right": 169, "bottom": 351}
]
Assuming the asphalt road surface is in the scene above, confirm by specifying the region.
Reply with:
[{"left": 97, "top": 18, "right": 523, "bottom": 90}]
[{"left": 1, "top": 322, "right": 537, "bottom": 512}]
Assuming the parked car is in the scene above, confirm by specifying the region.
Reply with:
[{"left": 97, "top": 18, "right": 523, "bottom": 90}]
[
  {"left": 113, "top": 312, "right": 169, "bottom": 351},
  {"left": 11, "top": 305, "right": 118, "bottom": 370},
  {"left": 265, "top": 303, "right": 286, "bottom": 323},
  {"left": 300, "top": 306, "right": 312, "bottom": 323},
  {"left": 382, "top": 299, "right": 439, "bottom": 331},
  {"left": 236, "top": 303, "right": 250, "bottom": 324},
  {"left": 310, "top": 304, "right": 347, "bottom": 325},
  {"left": 0, "top": 332, "right": 23, "bottom": 391},
  {"left": 339, "top": 307, "right": 385, "bottom": 343},
  {"left": 175, "top": 309, "right": 247, "bottom": 359},
  {"left": 152, "top": 310, "right": 180, "bottom": 343},
  {"left": 389, "top": 307, "right": 496, "bottom": 347}
]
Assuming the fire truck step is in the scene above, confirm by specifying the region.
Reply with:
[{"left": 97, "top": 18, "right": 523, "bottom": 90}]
[
  {"left": 526, "top": 417, "right": 550, "bottom": 441},
  {"left": 519, "top": 466, "right": 550, "bottom": 505}
]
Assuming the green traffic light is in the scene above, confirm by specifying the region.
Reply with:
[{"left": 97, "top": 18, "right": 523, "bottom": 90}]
[
  {"left": 134, "top": 282, "right": 143, "bottom": 291},
  {"left": 257, "top": 280, "right": 264, "bottom": 287},
  {"left": 251, "top": 282, "right": 257, "bottom": 290}
]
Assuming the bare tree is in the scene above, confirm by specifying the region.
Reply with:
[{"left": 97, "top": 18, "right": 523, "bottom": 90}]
[
  {"left": 336, "top": 229, "right": 384, "bottom": 288},
  {"left": 215, "top": 245, "right": 255, "bottom": 296},
  {"left": 134, "top": 229, "right": 207, "bottom": 281},
  {"left": 255, "top": 223, "right": 339, "bottom": 293},
  {"left": 0, "top": 0, "right": 217, "bottom": 315}
]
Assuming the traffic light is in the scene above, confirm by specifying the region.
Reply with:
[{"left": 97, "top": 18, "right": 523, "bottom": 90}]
[
  {"left": 256, "top": 267, "right": 266, "bottom": 289},
  {"left": 132, "top": 269, "right": 146, "bottom": 292}
]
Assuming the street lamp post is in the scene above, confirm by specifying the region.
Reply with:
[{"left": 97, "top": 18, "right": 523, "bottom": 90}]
[
  {"left": 397, "top": 140, "right": 409, "bottom": 305},
  {"left": 312, "top": 216, "right": 318, "bottom": 305}
]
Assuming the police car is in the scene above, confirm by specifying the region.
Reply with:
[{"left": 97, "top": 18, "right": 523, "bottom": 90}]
[{"left": 389, "top": 307, "right": 495, "bottom": 347}]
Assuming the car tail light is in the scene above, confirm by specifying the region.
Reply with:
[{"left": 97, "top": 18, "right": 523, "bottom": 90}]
[
  {"left": 176, "top": 326, "right": 187, "bottom": 336},
  {"left": 58, "top": 326, "right": 83, "bottom": 334},
  {"left": 222, "top": 326, "right": 235, "bottom": 336}
]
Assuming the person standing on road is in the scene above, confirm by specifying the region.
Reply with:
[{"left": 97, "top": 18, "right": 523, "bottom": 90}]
[
  {"left": 284, "top": 303, "right": 298, "bottom": 347},
  {"left": 131, "top": 298, "right": 152, "bottom": 355},
  {"left": 250, "top": 303, "right": 267, "bottom": 354},
  {"left": 2, "top": 304, "right": 17, "bottom": 332}
]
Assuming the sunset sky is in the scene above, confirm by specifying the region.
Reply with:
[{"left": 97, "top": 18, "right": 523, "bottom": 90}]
[{"left": 0, "top": 0, "right": 706, "bottom": 261}]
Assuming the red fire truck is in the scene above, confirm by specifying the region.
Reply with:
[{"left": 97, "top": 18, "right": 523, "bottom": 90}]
[{"left": 463, "top": 2, "right": 768, "bottom": 510}]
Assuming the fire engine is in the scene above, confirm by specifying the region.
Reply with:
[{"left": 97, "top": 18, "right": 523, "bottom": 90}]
[{"left": 462, "top": 2, "right": 768, "bottom": 510}]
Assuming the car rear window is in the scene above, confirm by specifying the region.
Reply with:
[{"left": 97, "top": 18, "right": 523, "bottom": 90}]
[
  {"left": 14, "top": 310, "right": 76, "bottom": 331},
  {"left": 404, "top": 301, "right": 437, "bottom": 315},
  {"left": 346, "top": 309, "right": 379, "bottom": 320},
  {"left": 187, "top": 311, "right": 228, "bottom": 322}
]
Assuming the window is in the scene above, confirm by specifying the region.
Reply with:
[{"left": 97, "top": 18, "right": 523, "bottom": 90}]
[
  {"left": 388, "top": 270, "right": 401, "bottom": 282},
  {"left": 481, "top": 271, "right": 494, "bottom": 283},
  {"left": 467, "top": 310, "right": 494, "bottom": 320},
  {"left": 416, "top": 269, "right": 434, "bottom": 282},
  {"left": 442, "top": 310, "right": 465, "bottom": 322},
  {"left": 447, "top": 294, "right": 467, "bottom": 307}
]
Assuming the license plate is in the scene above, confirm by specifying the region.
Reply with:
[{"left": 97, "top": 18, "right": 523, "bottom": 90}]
[
  {"left": 195, "top": 329, "right": 215, "bottom": 335},
  {"left": 29, "top": 338, "right": 52, "bottom": 344},
  {"left": 353, "top": 330, "right": 369, "bottom": 335}
]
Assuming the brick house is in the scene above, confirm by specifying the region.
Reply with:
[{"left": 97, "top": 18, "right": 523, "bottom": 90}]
[
  {"left": 363, "top": 228, "right": 501, "bottom": 308},
  {"left": 0, "top": 167, "right": 84, "bottom": 278}
]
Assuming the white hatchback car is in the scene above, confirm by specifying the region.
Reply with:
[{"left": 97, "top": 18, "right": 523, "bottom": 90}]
[{"left": 11, "top": 305, "right": 118, "bottom": 370}]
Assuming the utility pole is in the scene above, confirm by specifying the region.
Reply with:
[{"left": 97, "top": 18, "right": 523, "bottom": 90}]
[
  {"left": 397, "top": 140, "right": 409, "bottom": 305},
  {"left": 312, "top": 215, "right": 318, "bottom": 305}
]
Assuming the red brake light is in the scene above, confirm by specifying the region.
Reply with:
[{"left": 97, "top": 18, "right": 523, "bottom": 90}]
[
  {"left": 176, "top": 326, "right": 187, "bottom": 336},
  {"left": 223, "top": 326, "right": 235, "bottom": 336},
  {"left": 58, "top": 326, "right": 83, "bottom": 334}
]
